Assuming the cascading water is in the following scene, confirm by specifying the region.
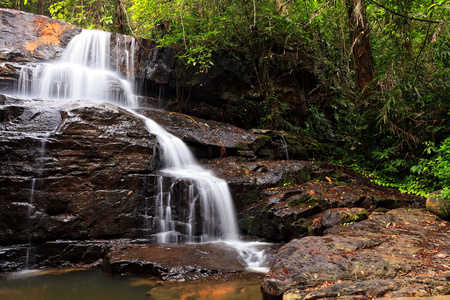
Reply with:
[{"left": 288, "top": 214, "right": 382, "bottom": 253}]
[
  {"left": 15, "top": 29, "right": 269, "bottom": 271},
  {"left": 141, "top": 117, "right": 239, "bottom": 242},
  {"left": 18, "top": 30, "right": 136, "bottom": 107},
  {"left": 279, "top": 134, "right": 289, "bottom": 160}
]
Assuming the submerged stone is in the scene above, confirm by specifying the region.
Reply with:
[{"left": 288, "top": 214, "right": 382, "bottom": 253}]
[{"left": 103, "top": 243, "right": 246, "bottom": 280}]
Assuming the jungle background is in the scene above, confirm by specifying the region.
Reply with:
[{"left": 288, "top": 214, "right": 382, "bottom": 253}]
[{"left": 1, "top": 0, "right": 450, "bottom": 199}]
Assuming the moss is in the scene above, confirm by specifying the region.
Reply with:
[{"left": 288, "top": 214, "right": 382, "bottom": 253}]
[
  {"left": 278, "top": 168, "right": 312, "bottom": 187},
  {"left": 287, "top": 195, "right": 316, "bottom": 207},
  {"left": 426, "top": 190, "right": 450, "bottom": 220},
  {"left": 341, "top": 209, "right": 368, "bottom": 224},
  {"left": 236, "top": 142, "right": 244, "bottom": 150},
  {"left": 239, "top": 214, "right": 263, "bottom": 236},
  {"left": 251, "top": 134, "right": 273, "bottom": 152}
]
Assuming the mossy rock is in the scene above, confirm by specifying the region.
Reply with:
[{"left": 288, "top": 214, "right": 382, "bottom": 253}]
[
  {"left": 341, "top": 208, "right": 368, "bottom": 224},
  {"left": 426, "top": 190, "right": 450, "bottom": 220},
  {"left": 372, "top": 196, "right": 401, "bottom": 209},
  {"left": 279, "top": 169, "right": 312, "bottom": 187},
  {"left": 321, "top": 207, "right": 368, "bottom": 228},
  {"left": 286, "top": 194, "right": 315, "bottom": 207}
]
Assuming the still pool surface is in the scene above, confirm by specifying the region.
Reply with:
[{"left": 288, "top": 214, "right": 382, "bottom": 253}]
[{"left": 0, "top": 269, "right": 263, "bottom": 300}]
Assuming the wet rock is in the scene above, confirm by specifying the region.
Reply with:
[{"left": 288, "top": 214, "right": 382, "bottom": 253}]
[
  {"left": 103, "top": 242, "right": 246, "bottom": 280},
  {"left": 250, "top": 129, "right": 313, "bottom": 160},
  {"left": 427, "top": 190, "right": 450, "bottom": 220},
  {"left": 136, "top": 108, "right": 256, "bottom": 159},
  {"left": 261, "top": 208, "right": 450, "bottom": 299},
  {"left": 283, "top": 276, "right": 450, "bottom": 299},
  {"left": 205, "top": 160, "right": 317, "bottom": 214},
  {"left": 0, "top": 96, "right": 158, "bottom": 243},
  {"left": 137, "top": 39, "right": 175, "bottom": 85},
  {"left": 238, "top": 187, "right": 322, "bottom": 241}
]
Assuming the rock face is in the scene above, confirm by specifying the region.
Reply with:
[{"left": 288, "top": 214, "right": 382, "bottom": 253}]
[
  {"left": 320, "top": 207, "right": 368, "bottom": 228},
  {"left": 0, "top": 9, "right": 80, "bottom": 62},
  {"left": 0, "top": 95, "right": 159, "bottom": 243},
  {"left": 136, "top": 108, "right": 257, "bottom": 159},
  {"left": 261, "top": 208, "right": 450, "bottom": 299},
  {"left": 0, "top": 9, "right": 81, "bottom": 93}
]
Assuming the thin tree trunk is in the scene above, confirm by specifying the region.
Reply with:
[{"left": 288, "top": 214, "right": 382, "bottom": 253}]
[
  {"left": 38, "top": 0, "right": 43, "bottom": 15},
  {"left": 115, "top": 0, "right": 126, "bottom": 34},
  {"left": 347, "top": 0, "right": 375, "bottom": 96}
]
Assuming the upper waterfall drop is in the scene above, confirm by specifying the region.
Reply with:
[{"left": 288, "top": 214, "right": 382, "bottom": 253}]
[{"left": 18, "top": 30, "right": 137, "bottom": 107}]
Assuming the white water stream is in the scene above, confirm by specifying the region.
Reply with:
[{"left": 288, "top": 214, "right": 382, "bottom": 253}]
[{"left": 15, "top": 29, "right": 269, "bottom": 272}]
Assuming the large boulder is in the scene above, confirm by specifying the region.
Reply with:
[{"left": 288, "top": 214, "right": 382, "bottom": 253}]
[
  {"left": 218, "top": 162, "right": 423, "bottom": 242},
  {"left": 136, "top": 108, "right": 257, "bottom": 159},
  {"left": 320, "top": 207, "right": 368, "bottom": 228},
  {"left": 261, "top": 208, "right": 450, "bottom": 299}
]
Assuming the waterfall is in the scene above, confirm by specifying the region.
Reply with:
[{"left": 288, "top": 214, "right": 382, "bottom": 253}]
[
  {"left": 131, "top": 112, "right": 240, "bottom": 242},
  {"left": 12, "top": 29, "right": 274, "bottom": 272},
  {"left": 16, "top": 29, "right": 240, "bottom": 243}
]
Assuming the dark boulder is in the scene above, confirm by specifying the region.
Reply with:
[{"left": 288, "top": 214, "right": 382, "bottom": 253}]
[
  {"left": 426, "top": 190, "right": 450, "bottom": 220},
  {"left": 137, "top": 108, "right": 256, "bottom": 159}
]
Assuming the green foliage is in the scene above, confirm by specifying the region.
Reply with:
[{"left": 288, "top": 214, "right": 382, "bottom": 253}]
[
  {"left": 0, "top": 0, "right": 54, "bottom": 15},
  {"left": 130, "top": 0, "right": 322, "bottom": 130},
  {"left": 49, "top": 0, "right": 132, "bottom": 33},
  {"left": 408, "top": 138, "right": 450, "bottom": 196}
]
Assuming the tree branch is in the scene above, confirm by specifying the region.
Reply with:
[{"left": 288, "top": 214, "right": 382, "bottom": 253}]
[{"left": 367, "top": 0, "right": 440, "bottom": 24}]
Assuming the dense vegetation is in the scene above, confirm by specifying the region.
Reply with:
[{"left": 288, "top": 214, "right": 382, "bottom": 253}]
[{"left": 2, "top": 0, "right": 450, "bottom": 199}]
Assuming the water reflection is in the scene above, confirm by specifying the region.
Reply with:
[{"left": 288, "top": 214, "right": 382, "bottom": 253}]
[
  {"left": 0, "top": 269, "right": 263, "bottom": 300},
  {"left": 0, "top": 269, "right": 152, "bottom": 300}
]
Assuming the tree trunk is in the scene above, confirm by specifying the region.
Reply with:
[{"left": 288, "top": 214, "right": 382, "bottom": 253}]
[
  {"left": 37, "top": 0, "right": 43, "bottom": 15},
  {"left": 347, "top": 0, "right": 375, "bottom": 95},
  {"left": 115, "top": 0, "right": 126, "bottom": 34}
]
